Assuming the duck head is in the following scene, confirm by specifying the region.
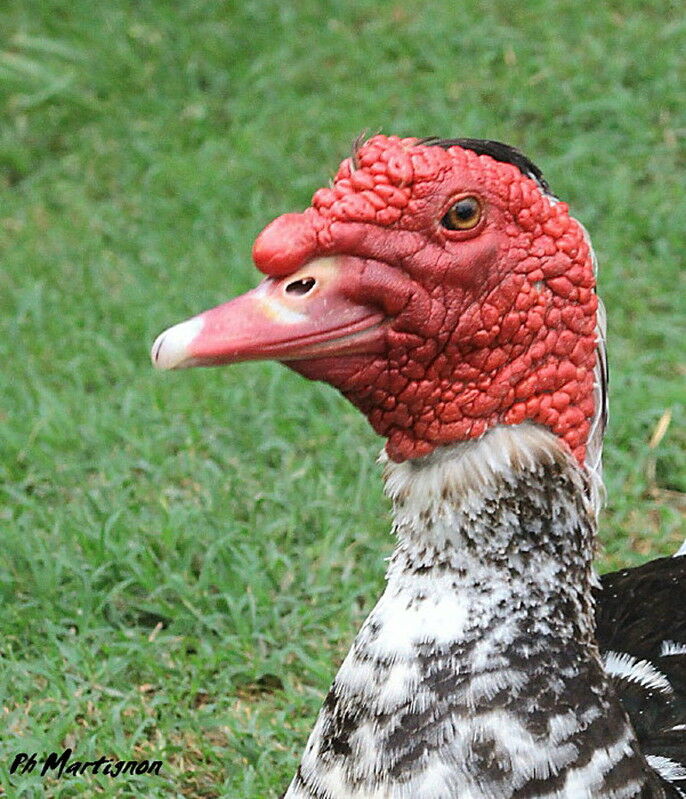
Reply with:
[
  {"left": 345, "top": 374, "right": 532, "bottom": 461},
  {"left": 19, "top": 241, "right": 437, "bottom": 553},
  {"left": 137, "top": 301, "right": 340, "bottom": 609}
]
[{"left": 152, "top": 136, "right": 603, "bottom": 465}]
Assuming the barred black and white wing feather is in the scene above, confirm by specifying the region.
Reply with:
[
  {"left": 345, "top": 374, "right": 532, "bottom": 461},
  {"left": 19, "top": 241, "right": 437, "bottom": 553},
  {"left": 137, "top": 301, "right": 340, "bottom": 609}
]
[{"left": 597, "top": 551, "right": 686, "bottom": 797}]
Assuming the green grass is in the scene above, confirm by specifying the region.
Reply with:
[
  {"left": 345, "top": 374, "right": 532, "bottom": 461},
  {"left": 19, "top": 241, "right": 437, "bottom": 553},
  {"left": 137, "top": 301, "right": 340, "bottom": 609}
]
[{"left": 0, "top": 0, "right": 684, "bottom": 796}]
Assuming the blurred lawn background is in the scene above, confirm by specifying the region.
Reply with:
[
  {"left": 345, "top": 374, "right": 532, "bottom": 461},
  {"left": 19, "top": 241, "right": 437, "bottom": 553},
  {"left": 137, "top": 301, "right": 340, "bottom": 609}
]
[{"left": 0, "top": 1, "right": 684, "bottom": 796}]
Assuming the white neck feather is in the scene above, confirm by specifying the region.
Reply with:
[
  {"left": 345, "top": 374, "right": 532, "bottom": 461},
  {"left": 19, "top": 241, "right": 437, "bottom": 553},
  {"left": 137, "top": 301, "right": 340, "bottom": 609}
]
[
  {"left": 378, "top": 422, "right": 599, "bottom": 644},
  {"left": 381, "top": 422, "right": 597, "bottom": 537}
]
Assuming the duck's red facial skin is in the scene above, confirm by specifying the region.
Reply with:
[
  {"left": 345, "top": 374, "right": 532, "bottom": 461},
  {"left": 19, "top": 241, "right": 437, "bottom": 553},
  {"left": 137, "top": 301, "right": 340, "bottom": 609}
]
[{"left": 253, "top": 136, "right": 597, "bottom": 464}]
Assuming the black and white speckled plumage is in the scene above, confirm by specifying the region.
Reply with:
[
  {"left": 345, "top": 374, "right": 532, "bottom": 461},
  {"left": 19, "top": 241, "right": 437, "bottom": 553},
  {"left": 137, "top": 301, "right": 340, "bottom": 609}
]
[{"left": 282, "top": 425, "right": 686, "bottom": 798}]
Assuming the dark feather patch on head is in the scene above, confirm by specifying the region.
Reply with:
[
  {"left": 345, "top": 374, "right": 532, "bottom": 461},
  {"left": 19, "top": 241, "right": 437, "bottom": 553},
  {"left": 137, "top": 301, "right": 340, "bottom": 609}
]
[{"left": 417, "top": 137, "right": 553, "bottom": 196}]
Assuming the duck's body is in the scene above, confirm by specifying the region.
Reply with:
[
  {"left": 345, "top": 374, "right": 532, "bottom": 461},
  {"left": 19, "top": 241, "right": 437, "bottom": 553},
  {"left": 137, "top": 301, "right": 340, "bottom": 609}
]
[
  {"left": 152, "top": 135, "right": 686, "bottom": 797},
  {"left": 285, "top": 425, "right": 684, "bottom": 798}
]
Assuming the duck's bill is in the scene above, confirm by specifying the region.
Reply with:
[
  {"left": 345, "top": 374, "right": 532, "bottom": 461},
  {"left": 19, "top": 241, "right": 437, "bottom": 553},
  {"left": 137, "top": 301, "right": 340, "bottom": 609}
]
[{"left": 151, "top": 257, "right": 385, "bottom": 370}]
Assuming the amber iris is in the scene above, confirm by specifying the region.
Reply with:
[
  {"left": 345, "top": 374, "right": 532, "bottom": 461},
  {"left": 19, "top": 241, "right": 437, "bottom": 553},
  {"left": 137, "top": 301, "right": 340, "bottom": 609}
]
[{"left": 441, "top": 196, "right": 482, "bottom": 230}]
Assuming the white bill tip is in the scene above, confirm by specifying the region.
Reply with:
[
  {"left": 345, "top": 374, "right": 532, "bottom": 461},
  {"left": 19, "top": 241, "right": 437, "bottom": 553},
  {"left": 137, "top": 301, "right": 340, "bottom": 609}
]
[{"left": 151, "top": 316, "right": 203, "bottom": 370}]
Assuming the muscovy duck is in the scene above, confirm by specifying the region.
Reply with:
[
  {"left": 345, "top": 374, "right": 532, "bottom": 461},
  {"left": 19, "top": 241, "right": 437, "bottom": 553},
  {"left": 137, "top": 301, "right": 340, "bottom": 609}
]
[{"left": 151, "top": 136, "right": 686, "bottom": 798}]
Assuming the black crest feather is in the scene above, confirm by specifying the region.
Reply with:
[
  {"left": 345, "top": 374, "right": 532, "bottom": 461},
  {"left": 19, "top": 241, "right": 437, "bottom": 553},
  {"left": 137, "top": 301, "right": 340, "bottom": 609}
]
[{"left": 417, "top": 137, "right": 552, "bottom": 196}]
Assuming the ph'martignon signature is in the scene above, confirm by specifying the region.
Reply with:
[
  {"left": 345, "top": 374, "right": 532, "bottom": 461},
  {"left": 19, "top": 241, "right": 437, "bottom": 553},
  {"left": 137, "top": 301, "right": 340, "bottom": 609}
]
[{"left": 10, "top": 748, "right": 163, "bottom": 780}]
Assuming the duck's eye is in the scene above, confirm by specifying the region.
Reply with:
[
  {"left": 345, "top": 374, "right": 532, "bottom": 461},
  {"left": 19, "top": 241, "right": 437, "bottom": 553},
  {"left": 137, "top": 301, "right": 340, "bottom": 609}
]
[{"left": 441, "top": 196, "right": 482, "bottom": 231}]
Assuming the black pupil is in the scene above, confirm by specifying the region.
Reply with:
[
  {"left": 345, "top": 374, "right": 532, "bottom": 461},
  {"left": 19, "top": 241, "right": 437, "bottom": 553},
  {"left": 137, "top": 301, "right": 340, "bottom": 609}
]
[{"left": 454, "top": 199, "right": 476, "bottom": 220}]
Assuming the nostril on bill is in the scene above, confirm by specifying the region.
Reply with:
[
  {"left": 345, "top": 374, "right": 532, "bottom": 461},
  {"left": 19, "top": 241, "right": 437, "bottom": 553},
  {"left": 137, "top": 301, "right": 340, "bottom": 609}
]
[{"left": 285, "top": 277, "right": 316, "bottom": 296}]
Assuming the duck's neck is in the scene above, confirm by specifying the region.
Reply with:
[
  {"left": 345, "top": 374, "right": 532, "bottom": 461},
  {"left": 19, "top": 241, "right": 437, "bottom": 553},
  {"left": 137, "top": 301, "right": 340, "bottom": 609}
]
[
  {"left": 289, "top": 424, "right": 663, "bottom": 799},
  {"left": 381, "top": 423, "right": 599, "bottom": 656}
]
